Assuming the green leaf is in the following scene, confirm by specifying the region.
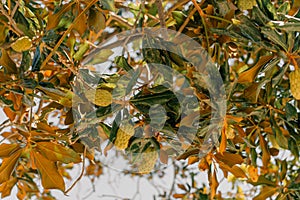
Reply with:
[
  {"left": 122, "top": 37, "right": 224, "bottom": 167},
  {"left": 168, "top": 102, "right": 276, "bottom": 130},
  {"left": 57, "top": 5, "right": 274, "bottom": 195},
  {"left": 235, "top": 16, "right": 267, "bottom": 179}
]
[
  {"left": 115, "top": 56, "right": 133, "bottom": 72},
  {"left": 85, "top": 49, "right": 113, "bottom": 65},
  {"left": 101, "top": 0, "right": 116, "bottom": 11},
  {"left": 88, "top": 8, "right": 106, "bottom": 32},
  {"left": 285, "top": 103, "right": 297, "bottom": 121}
]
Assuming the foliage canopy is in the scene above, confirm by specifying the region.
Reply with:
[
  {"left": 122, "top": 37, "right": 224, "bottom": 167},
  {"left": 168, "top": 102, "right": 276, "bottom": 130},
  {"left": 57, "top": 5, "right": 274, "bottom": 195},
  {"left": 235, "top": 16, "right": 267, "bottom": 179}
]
[{"left": 0, "top": 0, "right": 300, "bottom": 199}]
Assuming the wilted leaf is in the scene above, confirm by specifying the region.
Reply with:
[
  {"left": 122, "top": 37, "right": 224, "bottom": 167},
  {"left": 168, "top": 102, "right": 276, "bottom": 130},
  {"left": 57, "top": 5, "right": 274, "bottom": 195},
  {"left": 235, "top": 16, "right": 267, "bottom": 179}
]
[
  {"left": 0, "top": 149, "right": 22, "bottom": 184},
  {"left": 36, "top": 142, "right": 81, "bottom": 164},
  {"left": 11, "top": 36, "right": 32, "bottom": 52},
  {"left": 31, "top": 151, "right": 65, "bottom": 191}
]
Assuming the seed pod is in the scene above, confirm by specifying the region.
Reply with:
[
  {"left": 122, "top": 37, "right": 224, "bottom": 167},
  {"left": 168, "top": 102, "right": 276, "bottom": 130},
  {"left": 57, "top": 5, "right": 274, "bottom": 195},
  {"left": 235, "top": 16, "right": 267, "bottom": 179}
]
[
  {"left": 136, "top": 147, "right": 158, "bottom": 174},
  {"left": 114, "top": 124, "right": 135, "bottom": 150},
  {"left": 289, "top": 69, "right": 300, "bottom": 100}
]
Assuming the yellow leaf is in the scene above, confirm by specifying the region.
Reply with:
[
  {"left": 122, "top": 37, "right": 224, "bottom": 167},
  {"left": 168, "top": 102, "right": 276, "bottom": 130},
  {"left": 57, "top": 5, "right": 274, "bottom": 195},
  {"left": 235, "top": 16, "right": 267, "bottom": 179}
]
[
  {"left": 0, "top": 143, "right": 20, "bottom": 157},
  {"left": 136, "top": 147, "right": 158, "bottom": 174},
  {"left": 11, "top": 36, "right": 32, "bottom": 52},
  {"left": 238, "top": 55, "right": 273, "bottom": 83},
  {"left": 85, "top": 88, "right": 112, "bottom": 107},
  {"left": 0, "top": 149, "right": 22, "bottom": 184},
  {"left": 36, "top": 142, "right": 81, "bottom": 164},
  {"left": 253, "top": 186, "right": 278, "bottom": 200},
  {"left": 31, "top": 151, "right": 65, "bottom": 191},
  {"left": 0, "top": 177, "right": 17, "bottom": 198},
  {"left": 215, "top": 152, "right": 244, "bottom": 167}
]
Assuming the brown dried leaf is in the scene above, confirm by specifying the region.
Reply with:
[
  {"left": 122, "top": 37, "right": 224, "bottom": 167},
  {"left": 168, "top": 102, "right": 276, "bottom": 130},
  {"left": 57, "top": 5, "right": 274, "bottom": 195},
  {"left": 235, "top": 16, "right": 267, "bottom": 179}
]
[
  {"left": 253, "top": 186, "right": 278, "bottom": 200},
  {"left": 215, "top": 152, "right": 244, "bottom": 167},
  {"left": 36, "top": 142, "right": 81, "bottom": 164},
  {"left": 31, "top": 151, "right": 65, "bottom": 191},
  {"left": 0, "top": 143, "right": 20, "bottom": 157},
  {"left": 0, "top": 177, "right": 17, "bottom": 198},
  {"left": 238, "top": 55, "right": 273, "bottom": 83},
  {"left": 0, "top": 149, "right": 22, "bottom": 184}
]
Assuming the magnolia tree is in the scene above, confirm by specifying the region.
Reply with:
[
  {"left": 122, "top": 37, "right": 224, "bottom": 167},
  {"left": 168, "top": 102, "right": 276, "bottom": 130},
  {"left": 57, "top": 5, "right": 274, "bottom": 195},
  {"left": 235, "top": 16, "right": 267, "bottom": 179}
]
[{"left": 0, "top": 0, "right": 299, "bottom": 199}]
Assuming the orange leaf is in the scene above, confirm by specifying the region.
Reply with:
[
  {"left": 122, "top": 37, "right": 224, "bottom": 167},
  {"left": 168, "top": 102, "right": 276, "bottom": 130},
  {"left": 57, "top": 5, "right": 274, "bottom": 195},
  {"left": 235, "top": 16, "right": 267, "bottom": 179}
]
[
  {"left": 73, "top": 8, "right": 87, "bottom": 35},
  {"left": 198, "top": 157, "right": 209, "bottom": 171},
  {"left": 259, "top": 132, "right": 270, "bottom": 168},
  {"left": 36, "top": 142, "right": 81, "bottom": 164},
  {"left": 219, "top": 126, "right": 227, "bottom": 154},
  {"left": 238, "top": 55, "right": 273, "bottom": 83},
  {"left": 253, "top": 186, "right": 278, "bottom": 200},
  {"left": 188, "top": 156, "right": 199, "bottom": 165},
  {"left": 0, "top": 143, "right": 20, "bottom": 157},
  {"left": 0, "top": 48, "right": 17, "bottom": 74},
  {"left": 0, "top": 149, "right": 22, "bottom": 184},
  {"left": 210, "top": 170, "right": 219, "bottom": 199},
  {"left": 0, "top": 177, "right": 17, "bottom": 198},
  {"left": 3, "top": 107, "right": 16, "bottom": 122},
  {"left": 215, "top": 152, "right": 244, "bottom": 167},
  {"left": 219, "top": 163, "right": 246, "bottom": 178},
  {"left": 173, "top": 194, "right": 186, "bottom": 198},
  {"left": 31, "top": 151, "right": 65, "bottom": 191},
  {"left": 248, "top": 165, "right": 259, "bottom": 182},
  {"left": 231, "top": 165, "right": 247, "bottom": 178}
]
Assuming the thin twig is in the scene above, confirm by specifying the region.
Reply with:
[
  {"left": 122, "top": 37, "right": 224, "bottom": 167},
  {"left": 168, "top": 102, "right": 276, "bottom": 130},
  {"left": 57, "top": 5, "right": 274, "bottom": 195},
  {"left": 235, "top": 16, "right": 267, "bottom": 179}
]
[
  {"left": 175, "top": 7, "right": 197, "bottom": 37},
  {"left": 41, "top": 0, "right": 98, "bottom": 69},
  {"left": 156, "top": 0, "right": 166, "bottom": 29},
  {"left": 191, "top": 0, "right": 210, "bottom": 54},
  {"left": 65, "top": 146, "right": 87, "bottom": 194},
  {"left": 0, "top": 3, "right": 23, "bottom": 36}
]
